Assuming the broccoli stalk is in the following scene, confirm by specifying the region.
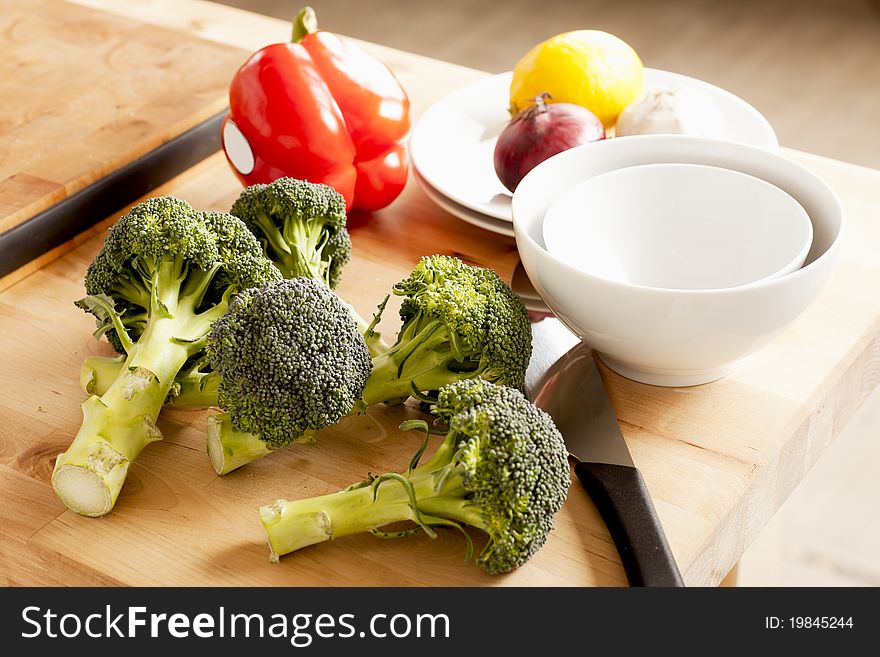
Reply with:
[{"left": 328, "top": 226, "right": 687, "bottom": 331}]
[
  {"left": 259, "top": 467, "right": 464, "bottom": 558},
  {"left": 56, "top": 262, "right": 217, "bottom": 515},
  {"left": 359, "top": 319, "right": 476, "bottom": 403},
  {"left": 53, "top": 199, "right": 279, "bottom": 516},
  {"left": 206, "top": 412, "right": 303, "bottom": 475},
  {"left": 344, "top": 298, "right": 388, "bottom": 358},
  {"left": 205, "top": 413, "right": 306, "bottom": 473},
  {"left": 206, "top": 255, "right": 532, "bottom": 475},
  {"left": 259, "top": 379, "right": 570, "bottom": 574},
  {"left": 248, "top": 205, "right": 328, "bottom": 282},
  {"left": 80, "top": 354, "right": 220, "bottom": 409},
  {"left": 259, "top": 450, "right": 477, "bottom": 560}
]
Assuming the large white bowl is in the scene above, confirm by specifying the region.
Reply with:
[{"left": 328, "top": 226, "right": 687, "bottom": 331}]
[
  {"left": 512, "top": 136, "right": 844, "bottom": 387},
  {"left": 543, "top": 163, "right": 813, "bottom": 290}
]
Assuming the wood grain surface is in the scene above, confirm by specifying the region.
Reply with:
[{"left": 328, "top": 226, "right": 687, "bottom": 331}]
[
  {"left": 2, "top": 0, "right": 880, "bottom": 587},
  {"left": 0, "top": 0, "right": 247, "bottom": 288}
]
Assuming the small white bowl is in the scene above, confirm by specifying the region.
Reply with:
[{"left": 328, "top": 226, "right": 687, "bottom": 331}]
[
  {"left": 542, "top": 163, "right": 812, "bottom": 291},
  {"left": 513, "top": 135, "right": 844, "bottom": 387}
]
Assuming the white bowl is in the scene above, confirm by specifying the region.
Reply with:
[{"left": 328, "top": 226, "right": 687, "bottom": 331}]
[
  {"left": 542, "top": 163, "right": 813, "bottom": 291},
  {"left": 513, "top": 136, "right": 844, "bottom": 387}
]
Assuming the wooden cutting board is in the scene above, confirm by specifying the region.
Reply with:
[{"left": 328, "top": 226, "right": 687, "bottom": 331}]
[{"left": 0, "top": 0, "right": 248, "bottom": 287}]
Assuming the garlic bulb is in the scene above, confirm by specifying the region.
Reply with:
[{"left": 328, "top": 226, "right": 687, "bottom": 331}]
[{"left": 616, "top": 87, "right": 727, "bottom": 138}]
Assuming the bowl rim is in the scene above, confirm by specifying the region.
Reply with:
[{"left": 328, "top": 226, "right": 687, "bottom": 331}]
[
  {"left": 541, "top": 161, "right": 814, "bottom": 291},
  {"left": 512, "top": 134, "right": 845, "bottom": 297}
]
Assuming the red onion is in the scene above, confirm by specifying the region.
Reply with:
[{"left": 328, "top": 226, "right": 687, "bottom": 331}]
[{"left": 493, "top": 93, "right": 605, "bottom": 193}]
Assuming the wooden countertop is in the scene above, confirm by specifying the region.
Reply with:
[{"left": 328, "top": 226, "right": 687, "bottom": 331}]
[{"left": 2, "top": 0, "right": 880, "bottom": 586}]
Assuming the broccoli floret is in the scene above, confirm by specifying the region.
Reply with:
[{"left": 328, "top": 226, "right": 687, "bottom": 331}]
[
  {"left": 361, "top": 255, "right": 532, "bottom": 402},
  {"left": 259, "top": 379, "right": 570, "bottom": 574},
  {"left": 52, "top": 197, "right": 280, "bottom": 517},
  {"left": 231, "top": 177, "right": 351, "bottom": 288},
  {"left": 204, "top": 277, "right": 372, "bottom": 473}
]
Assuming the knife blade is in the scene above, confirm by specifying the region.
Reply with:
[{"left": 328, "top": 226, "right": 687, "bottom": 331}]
[{"left": 526, "top": 317, "right": 684, "bottom": 587}]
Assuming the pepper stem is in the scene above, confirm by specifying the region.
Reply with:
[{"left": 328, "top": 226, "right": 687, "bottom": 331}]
[{"left": 292, "top": 6, "right": 318, "bottom": 43}]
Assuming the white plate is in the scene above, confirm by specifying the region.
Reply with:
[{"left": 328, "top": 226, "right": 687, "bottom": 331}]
[
  {"left": 410, "top": 70, "right": 778, "bottom": 222},
  {"left": 413, "top": 170, "right": 515, "bottom": 237}
]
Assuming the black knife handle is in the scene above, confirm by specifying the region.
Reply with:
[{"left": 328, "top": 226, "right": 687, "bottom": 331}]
[{"left": 575, "top": 461, "right": 684, "bottom": 587}]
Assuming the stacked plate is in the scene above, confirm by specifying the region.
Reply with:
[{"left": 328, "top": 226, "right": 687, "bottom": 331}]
[{"left": 410, "top": 70, "right": 779, "bottom": 237}]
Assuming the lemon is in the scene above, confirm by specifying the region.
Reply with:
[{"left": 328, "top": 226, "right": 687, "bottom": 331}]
[{"left": 510, "top": 30, "right": 644, "bottom": 128}]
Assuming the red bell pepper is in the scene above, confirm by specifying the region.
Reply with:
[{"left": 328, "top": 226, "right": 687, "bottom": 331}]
[{"left": 221, "top": 7, "right": 411, "bottom": 212}]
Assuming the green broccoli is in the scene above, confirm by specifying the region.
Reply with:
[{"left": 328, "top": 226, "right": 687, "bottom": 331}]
[
  {"left": 259, "top": 379, "right": 570, "bottom": 574},
  {"left": 204, "top": 256, "right": 532, "bottom": 475},
  {"left": 230, "top": 177, "right": 351, "bottom": 288},
  {"left": 361, "top": 254, "right": 532, "bottom": 401},
  {"left": 205, "top": 277, "right": 373, "bottom": 473},
  {"left": 52, "top": 199, "right": 280, "bottom": 517},
  {"left": 231, "top": 177, "right": 388, "bottom": 356}
]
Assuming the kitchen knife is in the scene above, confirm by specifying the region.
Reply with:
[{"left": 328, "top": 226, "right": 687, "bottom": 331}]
[{"left": 525, "top": 317, "right": 684, "bottom": 587}]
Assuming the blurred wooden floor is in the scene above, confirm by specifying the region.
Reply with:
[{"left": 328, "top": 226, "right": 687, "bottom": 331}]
[{"left": 213, "top": 0, "right": 880, "bottom": 586}]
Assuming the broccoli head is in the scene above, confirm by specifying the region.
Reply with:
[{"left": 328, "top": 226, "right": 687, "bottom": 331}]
[
  {"left": 426, "top": 379, "right": 570, "bottom": 572},
  {"left": 204, "top": 277, "right": 372, "bottom": 473},
  {"left": 361, "top": 255, "right": 532, "bottom": 403},
  {"left": 231, "top": 177, "right": 352, "bottom": 288},
  {"left": 53, "top": 197, "right": 280, "bottom": 517},
  {"left": 259, "top": 379, "right": 570, "bottom": 574}
]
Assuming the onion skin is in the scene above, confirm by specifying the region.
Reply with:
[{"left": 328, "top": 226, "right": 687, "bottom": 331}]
[{"left": 494, "top": 93, "right": 605, "bottom": 193}]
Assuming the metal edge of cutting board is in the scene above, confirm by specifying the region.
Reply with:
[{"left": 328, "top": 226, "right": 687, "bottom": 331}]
[{"left": 0, "top": 110, "right": 227, "bottom": 279}]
